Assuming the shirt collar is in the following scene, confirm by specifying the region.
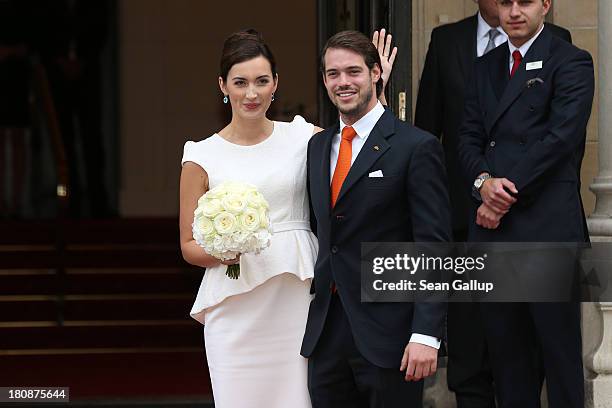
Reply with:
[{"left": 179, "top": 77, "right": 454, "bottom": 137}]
[
  {"left": 477, "top": 12, "right": 506, "bottom": 41},
  {"left": 338, "top": 101, "right": 385, "bottom": 139},
  {"left": 508, "top": 23, "right": 545, "bottom": 60}
]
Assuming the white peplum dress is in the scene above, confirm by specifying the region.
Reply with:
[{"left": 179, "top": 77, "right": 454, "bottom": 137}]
[{"left": 181, "top": 116, "right": 317, "bottom": 408}]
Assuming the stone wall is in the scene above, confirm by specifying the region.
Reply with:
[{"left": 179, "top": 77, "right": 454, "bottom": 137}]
[{"left": 118, "top": 0, "right": 317, "bottom": 216}]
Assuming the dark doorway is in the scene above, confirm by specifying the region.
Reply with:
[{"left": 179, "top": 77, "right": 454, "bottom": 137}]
[
  {"left": 0, "top": 0, "right": 119, "bottom": 219},
  {"left": 317, "top": 0, "right": 412, "bottom": 128}
]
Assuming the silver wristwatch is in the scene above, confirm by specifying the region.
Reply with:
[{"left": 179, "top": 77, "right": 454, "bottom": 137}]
[
  {"left": 472, "top": 173, "right": 492, "bottom": 201},
  {"left": 473, "top": 173, "right": 492, "bottom": 191}
]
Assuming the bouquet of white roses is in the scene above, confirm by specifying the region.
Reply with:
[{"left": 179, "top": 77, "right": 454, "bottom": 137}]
[{"left": 192, "top": 181, "right": 272, "bottom": 279}]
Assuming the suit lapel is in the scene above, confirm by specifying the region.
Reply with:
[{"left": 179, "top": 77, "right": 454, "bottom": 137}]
[
  {"left": 334, "top": 110, "right": 393, "bottom": 207},
  {"left": 485, "top": 28, "right": 552, "bottom": 135},
  {"left": 489, "top": 46, "right": 510, "bottom": 103},
  {"left": 317, "top": 124, "right": 336, "bottom": 218},
  {"left": 456, "top": 14, "right": 478, "bottom": 83}
]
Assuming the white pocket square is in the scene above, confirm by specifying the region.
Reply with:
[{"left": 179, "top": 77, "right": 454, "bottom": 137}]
[{"left": 368, "top": 170, "right": 384, "bottom": 178}]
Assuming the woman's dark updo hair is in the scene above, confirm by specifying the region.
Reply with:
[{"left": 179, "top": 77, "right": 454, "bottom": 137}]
[{"left": 219, "top": 29, "right": 277, "bottom": 82}]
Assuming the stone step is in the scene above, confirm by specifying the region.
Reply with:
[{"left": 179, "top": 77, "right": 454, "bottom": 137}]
[
  {"left": 0, "top": 268, "right": 202, "bottom": 295},
  {"left": 0, "top": 352, "right": 212, "bottom": 401},
  {"left": 0, "top": 296, "right": 194, "bottom": 322},
  {"left": 0, "top": 323, "right": 203, "bottom": 350}
]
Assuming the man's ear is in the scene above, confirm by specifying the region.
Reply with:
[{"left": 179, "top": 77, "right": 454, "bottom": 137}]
[
  {"left": 371, "top": 64, "right": 382, "bottom": 83},
  {"left": 542, "top": 0, "right": 551, "bottom": 16}
]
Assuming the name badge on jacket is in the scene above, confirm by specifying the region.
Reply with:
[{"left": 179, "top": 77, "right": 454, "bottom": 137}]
[{"left": 526, "top": 61, "right": 543, "bottom": 71}]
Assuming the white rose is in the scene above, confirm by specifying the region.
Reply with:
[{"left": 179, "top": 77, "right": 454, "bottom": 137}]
[
  {"left": 239, "top": 208, "right": 261, "bottom": 232},
  {"left": 221, "top": 193, "right": 247, "bottom": 214},
  {"left": 201, "top": 198, "right": 223, "bottom": 218},
  {"left": 257, "top": 230, "right": 272, "bottom": 243},
  {"left": 258, "top": 194, "right": 270, "bottom": 209},
  {"left": 206, "top": 185, "right": 224, "bottom": 198},
  {"left": 259, "top": 207, "right": 269, "bottom": 229},
  {"left": 196, "top": 215, "right": 214, "bottom": 236},
  {"left": 232, "top": 230, "right": 250, "bottom": 244},
  {"left": 244, "top": 190, "right": 263, "bottom": 207},
  {"left": 202, "top": 236, "right": 215, "bottom": 250},
  {"left": 222, "top": 181, "right": 246, "bottom": 193},
  {"left": 212, "top": 235, "right": 224, "bottom": 251},
  {"left": 213, "top": 211, "right": 237, "bottom": 234}
]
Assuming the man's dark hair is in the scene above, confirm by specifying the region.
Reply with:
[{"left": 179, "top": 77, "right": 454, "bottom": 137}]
[
  {"left": 320, "top": 30, "right": 383, "bottom": 97},
  {"left": 219, "top": 29, "right": 277, "bottom": 82}
]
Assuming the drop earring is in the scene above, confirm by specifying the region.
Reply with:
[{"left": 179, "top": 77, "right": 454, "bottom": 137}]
[
  {"left": 223, "top": 95, "right": 228, "bottom": 104},
  {"left": 271, "top": 93, "right": 275, "bottom": 102}
]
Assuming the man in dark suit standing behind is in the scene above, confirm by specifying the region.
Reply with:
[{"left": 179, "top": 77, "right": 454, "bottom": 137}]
[
  {"left": 301, "top": 30, "right": 452, "bottom": 407},
  {"left": 415, "top": 1, "right": 571, "bottom": 406},
  {"left": 458, "top": 0, "right": 594, "bottom": 406}
]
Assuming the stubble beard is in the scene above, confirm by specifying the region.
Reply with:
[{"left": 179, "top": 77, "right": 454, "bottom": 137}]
[{"left": 334, "top": 84, "right": 374, "bottom": 121}]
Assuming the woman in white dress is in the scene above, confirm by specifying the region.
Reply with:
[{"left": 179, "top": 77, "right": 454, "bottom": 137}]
[{"left": 179, "top": 29, "right": 396, "bottom": 408}]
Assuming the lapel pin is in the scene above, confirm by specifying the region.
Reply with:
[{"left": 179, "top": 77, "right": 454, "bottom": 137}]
[{"left": 373, "top": 145, "right": 380, "bottom": 151}]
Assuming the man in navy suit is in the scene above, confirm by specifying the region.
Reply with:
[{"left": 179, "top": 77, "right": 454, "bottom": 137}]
[
  {"left": 415, "top": 1, "right": 571, "bottom": 406},
  {"left": 301, "top": 30, "right": 452, "bottom": 407},
  {"left": 458, "top": 0, "right": 594, "bottom": 406}
]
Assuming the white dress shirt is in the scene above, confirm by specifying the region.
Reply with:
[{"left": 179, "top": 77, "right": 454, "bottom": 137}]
[
  {"left": 476, "top": 12, "right": 508, "bottom": 57},
  {"left": 508, "top": 24, "right": 545, "bottom": 74},
  {"left": 329, "top": 102, "right": 441, "bottom": 350},
  {"left": 329, "top": 102, "right": 385, "bottom": 179}
]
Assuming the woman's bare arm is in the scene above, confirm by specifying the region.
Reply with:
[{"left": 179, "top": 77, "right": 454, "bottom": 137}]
[
  {"left": 179, "top": 162, "right": 223, "bottom": 268},
  {"left": 312, "top": 126, "right": 324, "bottom": 135}
]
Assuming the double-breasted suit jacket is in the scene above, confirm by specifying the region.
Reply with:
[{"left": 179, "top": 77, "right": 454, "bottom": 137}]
[
  {"left": 456, "top": 27, "right": 594, "bottom": 408},
  {"left": 415, "top": 16, "right": 572, "bottom": 234},
  {"left": 458, "top": 27, "right": 594, "bottom": 243}
]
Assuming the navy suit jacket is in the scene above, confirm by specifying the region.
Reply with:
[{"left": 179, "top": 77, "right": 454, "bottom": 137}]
[
  {"left": 300, "top": 108, "right": 452, "bottom": 368},
  {"left": 458, "top": 27, "right": 594, "bottom": 242},
  {"left": 415, "top": 15, "right": 572, "bottom": 233}
]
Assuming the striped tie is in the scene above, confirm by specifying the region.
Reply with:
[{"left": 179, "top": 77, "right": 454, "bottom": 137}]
[{"left": 484, "top": 28, "right": 501, "bottom": 55}]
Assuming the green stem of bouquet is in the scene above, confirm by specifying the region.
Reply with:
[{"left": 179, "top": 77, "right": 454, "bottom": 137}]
[{"left": 226, "top": 264, "right": 240, "bottom": 279}]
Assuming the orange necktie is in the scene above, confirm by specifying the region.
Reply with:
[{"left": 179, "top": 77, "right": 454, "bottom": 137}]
[{"left": 331, "top": 126, "right": 357, "bottom": 208}]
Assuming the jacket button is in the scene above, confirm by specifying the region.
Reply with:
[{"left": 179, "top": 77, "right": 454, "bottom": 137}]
[
  {"left": 529, "top": 105, "right": 535, "bottom": 112},
  {"left": 336, "top": 215, "right": 344, "bottom": 222},
  {"left": 490, "top": 141, "right": 496, "bottom": 148},
  {"left": 331, "top": 246, "right": 339, "bottom": 254}
]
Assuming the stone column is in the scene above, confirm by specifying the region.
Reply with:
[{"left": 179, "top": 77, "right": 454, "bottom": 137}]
[
  {"left": 585, "top": 303, "right": 612, "bottom": 407},
  {"left": 587, "top": 1, "right": 612, "bottom": 236},
  {"left": 584, "top": 1, "right": 612, "bottom": 407}
]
